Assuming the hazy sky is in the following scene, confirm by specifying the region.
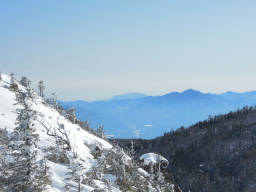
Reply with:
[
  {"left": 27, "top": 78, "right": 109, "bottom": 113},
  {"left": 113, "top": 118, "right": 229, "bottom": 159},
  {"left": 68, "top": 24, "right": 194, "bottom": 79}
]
[{"left": 1, "top": 0, "right": 256, "bottom": 101}]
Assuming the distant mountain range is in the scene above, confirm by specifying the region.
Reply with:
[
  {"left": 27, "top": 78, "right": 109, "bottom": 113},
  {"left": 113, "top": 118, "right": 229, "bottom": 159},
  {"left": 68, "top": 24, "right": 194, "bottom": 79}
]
[
  {"left": 59, "top": 89, "right": 256, "bottom": 138},
  {"left": 108, "top": 93, "right": 147, "bottom": 101}
]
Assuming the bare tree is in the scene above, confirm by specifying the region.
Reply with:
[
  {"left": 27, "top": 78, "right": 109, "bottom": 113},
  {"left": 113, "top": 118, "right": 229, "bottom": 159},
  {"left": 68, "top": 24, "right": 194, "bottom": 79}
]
[
  {"left": 38, "top": 80, "right": 45, "bottom": 97},
  {"left": 97, "top": 125, "right": 105, "bottom": 139},
  {"left": 10, "top": 73, "right": 15, "bottom": 85}
]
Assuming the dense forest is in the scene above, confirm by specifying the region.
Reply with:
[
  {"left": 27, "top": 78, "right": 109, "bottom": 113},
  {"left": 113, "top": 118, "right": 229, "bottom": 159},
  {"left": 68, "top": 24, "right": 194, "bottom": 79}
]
[{"left": 117, "top": 106, "right": 256, "bottom": 192}]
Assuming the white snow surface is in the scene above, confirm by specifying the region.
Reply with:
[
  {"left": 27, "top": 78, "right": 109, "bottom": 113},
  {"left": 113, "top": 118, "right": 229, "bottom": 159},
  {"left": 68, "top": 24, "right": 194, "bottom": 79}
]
[
  {"left": 140, "top": 153, "right": 168, "bottom": 166},
  {"left": 138, "top": 168, "right": 150, "bottom": 178},
  {"left": 0, "top": 74, "right": 175, "bottom": 192},
  {"left": 0, "top": 74, "right": 17, "bottom": 132},
  {"left": 0, "top": 74, "right": 114, "bottom": 191}
]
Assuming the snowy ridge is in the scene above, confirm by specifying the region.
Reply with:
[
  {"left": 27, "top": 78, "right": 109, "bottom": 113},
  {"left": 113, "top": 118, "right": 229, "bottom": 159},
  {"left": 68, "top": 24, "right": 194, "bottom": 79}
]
[
  {"left": 0, "top": 73, "right": 179, "bottom": 192},
  {"left": 0, "top": 74, "right": 114, "bottom": 191}
]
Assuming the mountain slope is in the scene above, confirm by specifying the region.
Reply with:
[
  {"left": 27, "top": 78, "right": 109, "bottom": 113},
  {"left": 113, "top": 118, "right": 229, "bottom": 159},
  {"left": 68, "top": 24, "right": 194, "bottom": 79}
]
[
  {"left": 119, "top": 107, "right": 256, "bottom": 192},
  {"left": 0, "top": 73, "right": 179, "bottom": 192},
  {"left": 60, "top": 89, "right": 256, "bottom": 138}
]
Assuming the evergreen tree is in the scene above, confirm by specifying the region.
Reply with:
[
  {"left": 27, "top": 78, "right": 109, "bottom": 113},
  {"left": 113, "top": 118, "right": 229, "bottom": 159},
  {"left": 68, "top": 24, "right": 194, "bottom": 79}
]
[
  {"left": 9, "top": 73, "right": 18, "bottom": 90},
  {"left": 0, "top": 128, "right": 12, "bottom": 190},
  {"left": 20, "top": 76, "right": 30, "bottom": 88},
  {"left": 65, "top": 161, "right": 85, "bottom": 192},
  {"left": 66, "top": 108, "right": 76, "bottom": 123},
  {"left": 6, "top": 88, "right": 49, "bottom": 191}
]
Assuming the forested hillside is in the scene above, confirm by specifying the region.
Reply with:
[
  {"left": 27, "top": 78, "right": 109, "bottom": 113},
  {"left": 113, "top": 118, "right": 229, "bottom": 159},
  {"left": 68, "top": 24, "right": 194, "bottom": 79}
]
[{"left": 118, "top": 107, "right": 256, "bottom": 192}]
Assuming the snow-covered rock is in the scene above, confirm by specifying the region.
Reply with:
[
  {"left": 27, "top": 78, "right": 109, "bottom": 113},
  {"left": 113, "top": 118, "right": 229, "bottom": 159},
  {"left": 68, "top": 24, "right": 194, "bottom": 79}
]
[
  {"left": 138, "top": 168, "right": 150, "bottom": 178},
  {"left": 140, "top": 153, "right": 169, "bottom": 167}
]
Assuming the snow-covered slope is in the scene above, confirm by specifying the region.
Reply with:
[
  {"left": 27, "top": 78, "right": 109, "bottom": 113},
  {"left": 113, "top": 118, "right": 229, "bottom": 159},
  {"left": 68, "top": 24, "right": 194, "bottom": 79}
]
[
  {"left": 0, "top": 74, "right": 115, "bottom": 191},
  {"left": 0, "top": 74, "right": 17, "bottom": 132},
  {"left": 0, "top": 73, "right": 178, "bottom": 192}
]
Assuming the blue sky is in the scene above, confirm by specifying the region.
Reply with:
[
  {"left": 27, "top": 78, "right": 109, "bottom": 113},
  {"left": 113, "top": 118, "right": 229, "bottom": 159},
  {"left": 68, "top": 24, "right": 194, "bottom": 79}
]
[{"left": 0, "top": 0, "right": 256, "bottom": 101}]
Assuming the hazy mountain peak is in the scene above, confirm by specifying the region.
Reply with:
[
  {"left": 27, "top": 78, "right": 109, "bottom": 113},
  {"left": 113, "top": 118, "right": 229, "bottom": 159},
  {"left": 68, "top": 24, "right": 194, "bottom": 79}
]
[{"left": 182, "top": 89, "right": 202, "bottom": 95}]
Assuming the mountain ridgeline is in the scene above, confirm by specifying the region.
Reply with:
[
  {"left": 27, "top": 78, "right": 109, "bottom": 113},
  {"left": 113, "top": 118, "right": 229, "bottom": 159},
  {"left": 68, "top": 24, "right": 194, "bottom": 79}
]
[
  {"left": 60, "top": 89, "right": 256, "bottom": 138},
  {"left": 117, "top": 106, "right": 256, "bottom": 192}
]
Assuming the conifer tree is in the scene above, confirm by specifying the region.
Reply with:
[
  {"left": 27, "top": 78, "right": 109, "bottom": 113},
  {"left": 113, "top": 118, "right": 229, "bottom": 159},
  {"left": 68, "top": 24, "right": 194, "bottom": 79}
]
[
  {"left": 65, "top": 161, "right": 85, "bottom": 192},
  {"left": 69, "top": 108, "right": 76, "bottom": 123},
  {"left": 0, "top": 128, "right": 11, "bottom": 190},
  {"left": 20, "top": 76, "right": 30, "bottom": 88},
  {"left": 6, "top": 88, "right": 50, "bottom": 191}
]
